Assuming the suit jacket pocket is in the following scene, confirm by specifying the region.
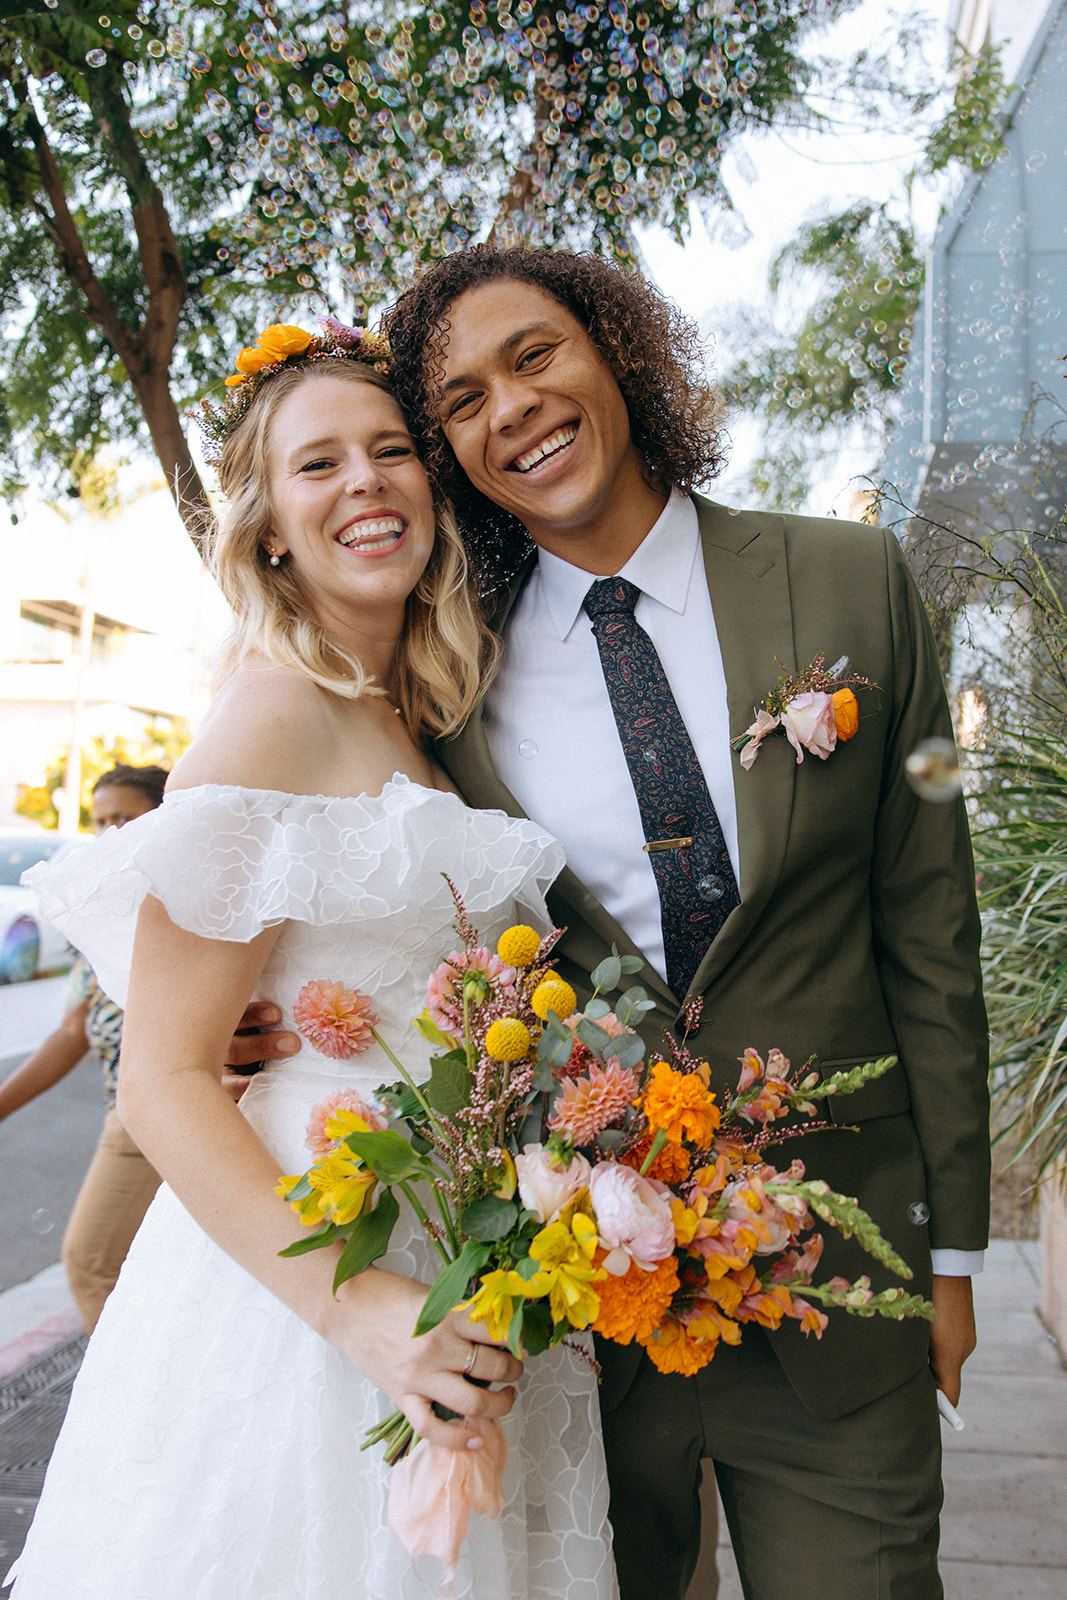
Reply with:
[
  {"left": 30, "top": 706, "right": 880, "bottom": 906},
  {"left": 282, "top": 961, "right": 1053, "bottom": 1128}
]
[{"left": 814, "top": 1054, "right": 911, "bottom": 1124}]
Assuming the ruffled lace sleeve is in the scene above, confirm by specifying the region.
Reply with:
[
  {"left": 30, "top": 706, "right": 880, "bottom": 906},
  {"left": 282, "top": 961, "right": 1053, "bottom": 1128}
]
[{"left": 23, "top": 778, "right": 565, "bottom": 1008}]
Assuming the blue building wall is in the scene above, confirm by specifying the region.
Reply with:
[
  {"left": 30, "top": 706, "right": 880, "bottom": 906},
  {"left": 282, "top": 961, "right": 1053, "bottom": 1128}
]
[{"left": 886, "top": 0, "right": 1067, "bottom": 526}]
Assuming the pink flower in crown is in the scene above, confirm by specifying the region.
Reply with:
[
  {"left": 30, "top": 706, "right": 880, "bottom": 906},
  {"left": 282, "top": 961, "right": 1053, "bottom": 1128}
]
[
  {"left": 293, "top": 979, "right": 378, "bottom": 1060},
  {"left": 305, "top": 1090, "right": 389, "bottom": 1158},
  {"left": 548, "top": 1061, "right": 640, "bottom": 1145},
  {"left": 425, "top": 948, "right": 516, "bottom": 1036},
  {"left": 780, "top": 691, "right": 837, "bottom": 764}
]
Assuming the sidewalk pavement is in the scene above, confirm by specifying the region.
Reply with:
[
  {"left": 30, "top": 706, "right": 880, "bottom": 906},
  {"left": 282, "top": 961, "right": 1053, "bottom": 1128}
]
[{"left": 0, "top": 1241, "right": 1063, "bottom": 1595}]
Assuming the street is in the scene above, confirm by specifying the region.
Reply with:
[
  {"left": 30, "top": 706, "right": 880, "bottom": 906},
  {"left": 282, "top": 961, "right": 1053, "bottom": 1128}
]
[{"left": 0, "top": 977, "right": 103, "bottom": 1290}]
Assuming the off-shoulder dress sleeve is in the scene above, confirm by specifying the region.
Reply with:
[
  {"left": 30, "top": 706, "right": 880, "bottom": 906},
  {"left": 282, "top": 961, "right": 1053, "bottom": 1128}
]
[{"left": 23, "top": 778, "right": 565, "bottom": 1008}]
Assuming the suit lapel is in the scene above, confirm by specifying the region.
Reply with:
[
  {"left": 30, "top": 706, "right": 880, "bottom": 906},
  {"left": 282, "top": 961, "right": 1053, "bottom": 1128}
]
[{"left": 685, "top": 495, "right": 798, "bottom": 992}]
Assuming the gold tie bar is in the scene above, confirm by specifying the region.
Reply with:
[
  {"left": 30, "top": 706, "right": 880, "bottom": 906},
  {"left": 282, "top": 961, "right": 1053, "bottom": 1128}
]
[{"left": 643, "top": 836, "right": 693, "bottom": 852}]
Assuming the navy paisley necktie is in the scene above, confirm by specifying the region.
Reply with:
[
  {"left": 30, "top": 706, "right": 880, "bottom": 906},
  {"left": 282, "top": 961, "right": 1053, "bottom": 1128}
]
[{"left": 583, "top": 576, "right": 739, "bottom": 997}]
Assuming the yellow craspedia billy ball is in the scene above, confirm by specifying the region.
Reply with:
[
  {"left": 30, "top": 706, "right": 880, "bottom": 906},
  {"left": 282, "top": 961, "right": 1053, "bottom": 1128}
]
[
  {"left": 497, "top": 924, "right": 542, "bottom": 968},
  {"left": 531, "top": 978, "right": 578, "bottom": 1022},
  {"left": 484, "top": 1018, "right": 532, "bottom": 1062}
]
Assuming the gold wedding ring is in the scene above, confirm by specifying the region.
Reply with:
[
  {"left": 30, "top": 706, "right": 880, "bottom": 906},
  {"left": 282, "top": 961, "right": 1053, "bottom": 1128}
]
[{"left": 463, "top": 1345, "right": 478, "bottom": 1378}]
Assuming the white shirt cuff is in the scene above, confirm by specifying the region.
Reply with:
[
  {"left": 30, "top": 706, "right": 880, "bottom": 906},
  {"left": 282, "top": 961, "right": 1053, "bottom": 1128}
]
[{"left": 930, "top": 1248, "right": 985, "bottom": 1276}]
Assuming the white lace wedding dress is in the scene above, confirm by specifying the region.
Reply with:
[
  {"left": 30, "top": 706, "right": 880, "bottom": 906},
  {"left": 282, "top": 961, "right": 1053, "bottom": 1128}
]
[{"left": 7, "top": 779, "right": 618, "bottom": 1600}]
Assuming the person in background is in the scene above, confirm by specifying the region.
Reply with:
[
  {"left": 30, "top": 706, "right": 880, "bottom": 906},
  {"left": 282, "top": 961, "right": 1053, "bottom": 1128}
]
[{"left": 0, "top": 765, "right": 167, "bottom": 1331}]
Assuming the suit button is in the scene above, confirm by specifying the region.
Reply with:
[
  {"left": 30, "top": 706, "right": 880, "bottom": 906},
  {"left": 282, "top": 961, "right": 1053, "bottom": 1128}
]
[{"left": 907, "top": 1201, "right": 930, "bottom": 1226}]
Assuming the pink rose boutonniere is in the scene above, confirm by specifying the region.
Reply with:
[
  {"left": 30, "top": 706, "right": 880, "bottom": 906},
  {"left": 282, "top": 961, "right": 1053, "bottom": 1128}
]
[{"left": 732, "top": 655, "right": 874, "bottom": 769}]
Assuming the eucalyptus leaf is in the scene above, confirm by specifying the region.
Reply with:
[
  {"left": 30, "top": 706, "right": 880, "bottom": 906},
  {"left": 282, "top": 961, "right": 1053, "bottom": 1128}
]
[
  {"left": 584, "top": 998, "right": 612, "bottom": 1019},
  {"left": 537, "top": 1027, "right": 573, "bottom": 1069},
  {"left": 615, "top": 986, "right": 655, "bottom": 1026},
  {"left": 414, "top": 1240, "right": 493, "bottom": 1336},
  {"left": 576, "top": 1017, "right": 613, "bottom": 1051},
  {"left": 591, "top": 954, "right": 622, "bottom": 991},
  {"left": 614, "top": 1032, "right": 647, "bottom": 1071},
  {"left": 332, "top": 1188, "right": 400, "bottom": 1290},
  {"left": 532, "top": 1060, "right": 557, "bottom": 1093}
]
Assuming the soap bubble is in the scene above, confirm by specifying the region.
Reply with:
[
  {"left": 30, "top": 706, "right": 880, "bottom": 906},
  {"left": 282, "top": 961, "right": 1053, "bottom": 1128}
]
[{"left": 904, "top": 739, "right": 962, "bottom": 802}]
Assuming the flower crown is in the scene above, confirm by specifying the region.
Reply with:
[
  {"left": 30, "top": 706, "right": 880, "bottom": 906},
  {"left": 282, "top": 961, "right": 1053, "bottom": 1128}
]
[{"left": 195, "top": 317, "right": 392, "bottom": 465}]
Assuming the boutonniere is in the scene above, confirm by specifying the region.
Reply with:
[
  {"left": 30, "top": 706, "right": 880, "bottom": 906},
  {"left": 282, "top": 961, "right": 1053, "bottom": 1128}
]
[{"left": 732, "top": 654, "right": 874, "bottom": 771}]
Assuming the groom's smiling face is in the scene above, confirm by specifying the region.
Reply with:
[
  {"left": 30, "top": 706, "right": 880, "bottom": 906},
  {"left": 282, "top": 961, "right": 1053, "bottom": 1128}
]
[{"left": 434, "top": 279, "right": 665, "bottom": 571}]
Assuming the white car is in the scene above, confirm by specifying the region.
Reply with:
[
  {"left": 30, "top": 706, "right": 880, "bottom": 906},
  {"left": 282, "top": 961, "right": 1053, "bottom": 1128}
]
[{"left": 0, "top": 832, "right": 86, "bottom": 984}]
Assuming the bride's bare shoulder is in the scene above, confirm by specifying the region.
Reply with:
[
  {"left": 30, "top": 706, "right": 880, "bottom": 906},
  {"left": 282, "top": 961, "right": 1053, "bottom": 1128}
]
[{"left": 168, "top": 662, "right": 340, "bottom": 795}]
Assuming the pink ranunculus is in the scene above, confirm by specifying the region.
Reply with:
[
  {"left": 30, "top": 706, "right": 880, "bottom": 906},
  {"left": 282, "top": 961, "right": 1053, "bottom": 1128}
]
[
  {"left": 587, "top": 1162, "right": 676, "bottom": 1274},
  {"left": 387, "top": 1421, "right": 508, "bottom": 1594},
  {"left": 780, "top": 691, "right": 837, "bottom": 764},
  {"left": 515, "top": 1144, "right": 593, "bottom": 1223},
  {"left": 739, "top": 708, "right": 781, "bottom": 770}
]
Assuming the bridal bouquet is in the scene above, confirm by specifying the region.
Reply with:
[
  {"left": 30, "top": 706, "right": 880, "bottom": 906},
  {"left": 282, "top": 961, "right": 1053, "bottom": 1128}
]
[{"left": 278, "top": 889, "right": 932, "bottom": 1587}]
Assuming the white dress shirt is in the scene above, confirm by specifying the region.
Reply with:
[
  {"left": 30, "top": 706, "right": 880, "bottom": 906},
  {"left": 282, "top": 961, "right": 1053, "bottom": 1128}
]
[
  {"left": 484, "top": 488, "right": 980, "bottom": 1278},
  {"left": 485, "top": 490, "right": 736, "bottom": 984}
]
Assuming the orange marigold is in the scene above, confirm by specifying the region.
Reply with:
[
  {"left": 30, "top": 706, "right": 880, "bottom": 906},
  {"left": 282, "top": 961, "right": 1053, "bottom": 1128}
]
[
  {"left": 641, "top": 1060, "right": 721, "bottom": 1147},
  {"left": 642, "top": 1315, "right": 717, "bottom": 1377},
  {"left": 622, "top": 1134, "right": 692, "bottom": 1184},
  {"left": 592, "top": 1254, "right": 680, "bottom": 1345}
]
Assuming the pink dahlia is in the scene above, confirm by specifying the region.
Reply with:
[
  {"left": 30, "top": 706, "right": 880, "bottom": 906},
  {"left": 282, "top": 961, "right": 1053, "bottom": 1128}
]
[
  {"left": 304, "top": 1090, "right": 388, "bottom": 1157},
  {"left": 425, "top": 947, "right": 516, "bottom": 1037},
  {"left": 293, "top": 979, "right": 378, "bottom": 1060},
  {"left": 548, "top": 1061, "right": 640, "bottom": 1145}
]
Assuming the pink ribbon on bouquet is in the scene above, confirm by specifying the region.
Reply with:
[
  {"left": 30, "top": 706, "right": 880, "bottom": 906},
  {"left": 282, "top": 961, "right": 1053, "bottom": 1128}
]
[{"left": 387, "top": 1421, "right": 508, "bottom": 1593}]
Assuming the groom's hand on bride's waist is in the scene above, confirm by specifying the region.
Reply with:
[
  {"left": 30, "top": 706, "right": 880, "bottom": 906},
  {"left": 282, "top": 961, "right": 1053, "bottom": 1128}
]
[{"left": 223, "top": 1000, "right": 300, "bottom": 1092}]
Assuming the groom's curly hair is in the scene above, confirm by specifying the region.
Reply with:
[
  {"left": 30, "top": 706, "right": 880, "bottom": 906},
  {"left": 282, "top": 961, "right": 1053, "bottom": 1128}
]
[{"left": 383, "top": 245, "right": 728, "bottom": 596}]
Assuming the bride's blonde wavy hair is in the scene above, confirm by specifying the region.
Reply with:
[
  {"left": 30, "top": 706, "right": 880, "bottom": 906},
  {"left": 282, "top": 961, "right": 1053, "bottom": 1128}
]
[{"left": 207, "top": 362, "right": 497, "bottom": 742}]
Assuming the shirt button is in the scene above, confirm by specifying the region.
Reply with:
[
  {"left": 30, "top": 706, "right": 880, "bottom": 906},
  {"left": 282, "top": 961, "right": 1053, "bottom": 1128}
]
[{"left": 907, "top": 1201, "right": 930, "bottom": 1226}]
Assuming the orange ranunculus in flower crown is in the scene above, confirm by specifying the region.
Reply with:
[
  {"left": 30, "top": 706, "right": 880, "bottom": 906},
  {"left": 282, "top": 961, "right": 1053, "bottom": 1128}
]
[{"left": 277, "top": 882, "right": 932, "bottom": 1589}]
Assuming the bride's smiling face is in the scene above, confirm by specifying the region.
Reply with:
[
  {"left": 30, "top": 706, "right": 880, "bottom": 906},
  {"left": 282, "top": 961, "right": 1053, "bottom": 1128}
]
[{"left": 265, "top": 374, "right": 436, "bottom": 650}]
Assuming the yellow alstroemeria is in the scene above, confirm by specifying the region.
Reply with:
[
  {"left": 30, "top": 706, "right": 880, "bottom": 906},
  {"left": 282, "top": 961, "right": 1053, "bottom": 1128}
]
[
  {"left": 464, "top": 1268, "right": 535, "bottom": 1344},
  {"left": 324, "top": 1108, "right": 374, "bottom": 1144},
  {"left": 527, "top": 1209, "right": 604, "bottom": 1329},
  {"left": 279, "top": 1148, "right": 376, "bottom": 1228}
]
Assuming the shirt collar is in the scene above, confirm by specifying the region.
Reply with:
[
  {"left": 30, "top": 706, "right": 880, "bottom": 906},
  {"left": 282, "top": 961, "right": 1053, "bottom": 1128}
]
[{"left": 536, "top": 488, "right": 699, "bottom": 641}]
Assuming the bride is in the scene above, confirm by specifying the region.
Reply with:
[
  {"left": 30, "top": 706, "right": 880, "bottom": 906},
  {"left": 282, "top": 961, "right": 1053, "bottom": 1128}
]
[{"left": 8, "top": 325, "right": 618, "bottom": 1600}]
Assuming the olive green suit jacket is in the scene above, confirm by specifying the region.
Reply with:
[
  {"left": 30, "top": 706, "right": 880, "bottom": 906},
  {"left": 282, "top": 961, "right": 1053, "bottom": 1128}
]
[{"left": 440, "top": 494, "right": 990, "bottom": 1420}]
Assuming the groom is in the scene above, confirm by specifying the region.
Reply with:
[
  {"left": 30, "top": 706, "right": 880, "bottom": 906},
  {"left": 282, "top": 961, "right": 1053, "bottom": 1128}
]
[
  {"left": 236, "top": 246, "right": 988, "bottom": 1598},
  {"left": 378, "top": 246, "right": 990, "bottom": 1600}
]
